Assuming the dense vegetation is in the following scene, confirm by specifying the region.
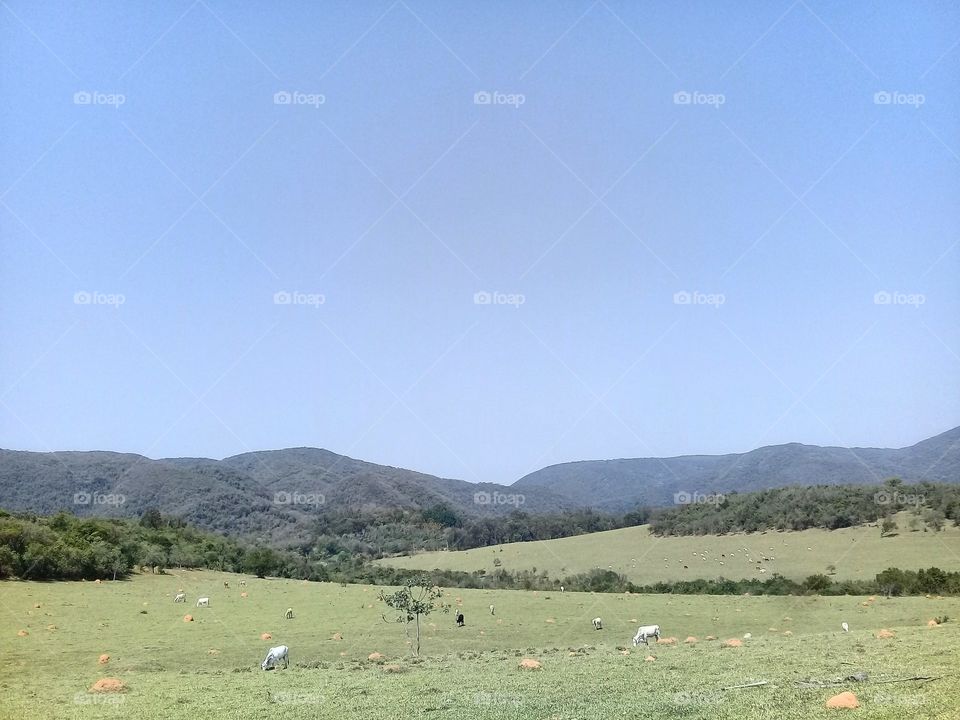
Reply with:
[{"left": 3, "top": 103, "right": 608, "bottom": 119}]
[
  {"left": 2, "top": 507, "right": 959, "bottom": 597},
  {"left": 307, "top": 481, "right": 959, "bottom": 558},
  {"left": 648, "top": 479, "right": 959, "bottom": 535}
]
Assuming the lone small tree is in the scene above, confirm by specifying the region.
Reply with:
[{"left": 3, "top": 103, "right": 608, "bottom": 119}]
[
  {"left": 880, "top": 516, "right": 897, "bottom": 537},
  {"left": 378, "top": 575, "right": 450, "bottom": 655}
]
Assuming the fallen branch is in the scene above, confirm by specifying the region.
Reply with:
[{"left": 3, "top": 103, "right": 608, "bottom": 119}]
[
  {"left": 797, "top": 675, "right": 945, "bottom": 688},
  {"left": 872, "top": 675, "right": 944, "bottom": 685},
  {"left": 721, "top": 680, "right": 769, "bottom": 690}
]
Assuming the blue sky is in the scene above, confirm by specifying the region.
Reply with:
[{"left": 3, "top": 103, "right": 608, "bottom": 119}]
[{"left": 2, "top": 1, "right": 958, "bottom": 484}]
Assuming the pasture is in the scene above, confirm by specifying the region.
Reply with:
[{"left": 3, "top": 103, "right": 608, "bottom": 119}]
[
  {"left": 376, "top": 514, "right": 960, "bottom": 583},
  {"left": 2, "top": 570, "right": 959, "bottom": 719}
]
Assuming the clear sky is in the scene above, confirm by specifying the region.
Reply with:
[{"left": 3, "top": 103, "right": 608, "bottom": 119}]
[{"left": 2, "top": 1, "right": 958, "bottom": 485}]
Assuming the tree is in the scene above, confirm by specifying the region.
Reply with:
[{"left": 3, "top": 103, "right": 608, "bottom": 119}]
[
  {"left": 378, "top": 575, "right": 450, "bottom": 655},
  {"left": 880, "top": 517, "right": 897, "bottom": 537},
  {"left": 139, "top": 508, "right": 163, "bottom": 530},
  {"left": 803, "top": 574, "right": 833, "bottom": 594}
]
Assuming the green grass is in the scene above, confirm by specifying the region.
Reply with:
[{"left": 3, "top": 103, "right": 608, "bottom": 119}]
[
  {"left": 2, "top": 570, "right": 959, "bottom": 719},
  {"left": 376, "top": 513, "right": 960, "bottom": 583}
]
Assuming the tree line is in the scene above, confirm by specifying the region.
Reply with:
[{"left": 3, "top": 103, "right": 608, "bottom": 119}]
[{"left": 2, "top": 507, "right": 959, "bottom": 597}]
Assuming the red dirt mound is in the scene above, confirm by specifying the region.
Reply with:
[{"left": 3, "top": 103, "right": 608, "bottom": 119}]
[
  {"left": 260, "top": 633, "right": 272, "bottom": 640},
  {"left": 684, "top": 636, "right": 697, "bottom": 644},
  {"left": 368, "top": 652, "right": 385, "bottom": 661},
  {"left": 331, "top": 632, "right": 343, "bottom": 641},
  {"left": 17, "top": 630, "right": 28, "bottom": 637},
  {"left": 518, "top": 658, "right": 542, "bottom": 670},
  {"left": 98, "top": 654, "right": 110, "bottom": 664},
  {"left": 875, "top": 629, "right": 895, "bottom": 639},
  {"left": 182, "top": 615, "right": 193, "bottom": 622},
  {"left": 722, "top": 638, "right": 743, "bottom": 648},
  {"left": 89, "top": 678, "right": 126, "bottom": 693},
  {"left": 825, "top": 691, "right": 858, "bottom": 709},
  {"left": 657, "top": 637, "right": 677, "bottom": 645}
]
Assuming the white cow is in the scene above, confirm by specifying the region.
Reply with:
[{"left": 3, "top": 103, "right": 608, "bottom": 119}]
[
  {"left": 196, "top": 597, "right": 210, "bottom": 608},
  {"left": 592, "top": 617, "right": 603, "bottom": 630},
  {"left": 174, "top": 593, "right": 186, "bottom": 603},
  {"left": 239, "top": 580, "right": 247, "bottom": 587},
  {"left": 560, "top": 586, "right": 564, "bottom": 593},
  {"left": 841, "top": 622, "right": 849, "bottom": 632},
  {"left": 489, "top": 605, "right": 495, "bottom": 615},
  {"left": 285, "top": 607, "right": 294, "bottom": 619},
  {"left": 632, "top": 624, "right": 661, "bottom": 646},
  {"left": 261, "top": 644, "right": 289, "bottom": 670}
]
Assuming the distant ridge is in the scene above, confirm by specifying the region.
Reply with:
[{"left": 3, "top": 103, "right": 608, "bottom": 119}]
[
  {"left": 512, "top": 426, "right": 960, "bottom": 510},
  {"left": 1, "top": 427, "right": 956, "bottom": 538}
]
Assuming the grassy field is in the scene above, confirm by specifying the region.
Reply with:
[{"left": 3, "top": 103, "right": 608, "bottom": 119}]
[
  {"left": 376, "top": 513, "right": 960, "bottom": 583},
  {"left": 2, "top": 569, "right": 959, "bottom": 719}
]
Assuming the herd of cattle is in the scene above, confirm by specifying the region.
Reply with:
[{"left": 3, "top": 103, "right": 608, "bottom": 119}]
[{"left": 172, "top": 586, "right": 666, "bottom": 670}]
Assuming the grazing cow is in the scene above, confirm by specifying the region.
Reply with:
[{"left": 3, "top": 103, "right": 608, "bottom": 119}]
[
  {"left": 174, "top": 593, "right": 186, "bottom": 603},
  {"left": 261, "top": 645, "right": 289, "bottom": 670},
  {"left": 592, "top": 617, "right": 603, "bottom": 630},
  {"left": 560, "top": 586, "right": 564, "bottom": 593},
  {"left": 239, "top": 580, "right": 246, "bottom": 587},
  {"left": 196, "top": 597, "right": 210, "bottom": 608},
  {"left": 285, "top": 608, "right": 294, "bottom": 619},
  {"left": 223, "top": 581, "right": 230, "bottom": 589},
  {"left": 456, "top": 612, "right": 465, "bottom": 627},
  {"left": 841, "top": 622, "right": 849, "bottom": 632},
  {"left": 489, "top": 605, "right": 495, "bottom": 615},
  {"left": 632, "top": 624, "right": 661, "bottom": 646}
]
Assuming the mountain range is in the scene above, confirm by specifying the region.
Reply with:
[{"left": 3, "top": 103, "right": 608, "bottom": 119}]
[
  {"left": 515, "top": 426, "right": 960, "bottom": 511},
  {"left": 1, "top": 426, "right": 957, "bottom": 541}
]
